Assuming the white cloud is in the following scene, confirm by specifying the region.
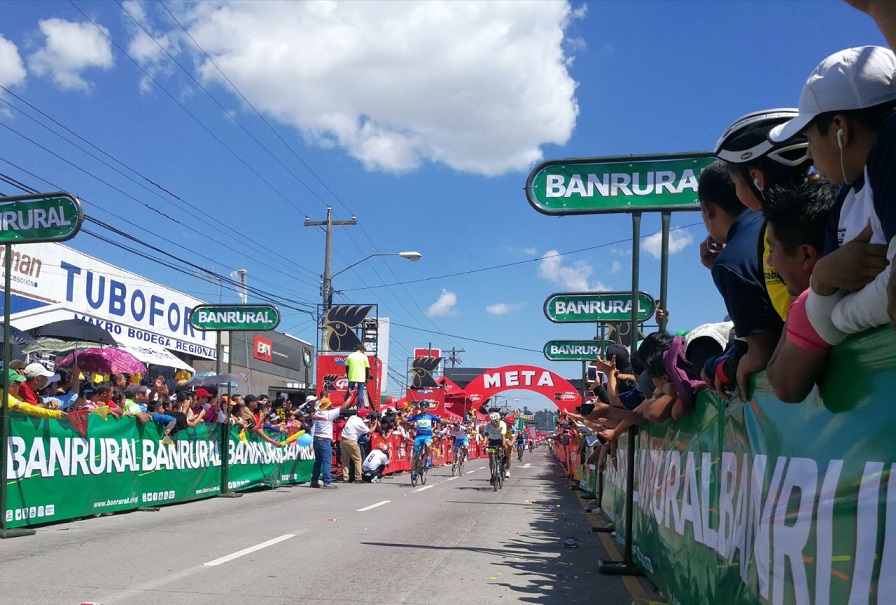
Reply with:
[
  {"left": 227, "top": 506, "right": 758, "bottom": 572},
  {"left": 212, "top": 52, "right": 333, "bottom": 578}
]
[
  {"left": 642, "top": 230, "right": 694, "bottom": 260},
  {"left": 153, "top": 1, "right": 579, "bottom": 175},
  {"left": 427, "top": 289, "right": 458, "bottom": 317},
  {"left": 486, "top": 302, "right": 522, "bottom": 315},
  {"left": 538, "top": 250, "right": 609, "bottom": 292},
  {"left": 0, "top": 35, "right": 26, "bottom": 89},
  {"left": 611, "top": 260, "right": 621, "bottom": 274},
  {"left": 28, "top": 19, "right": 114, "bottom": 91}
]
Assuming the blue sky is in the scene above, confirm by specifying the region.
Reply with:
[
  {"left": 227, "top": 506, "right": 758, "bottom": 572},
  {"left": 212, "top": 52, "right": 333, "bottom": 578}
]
[{"left": 0, "top": 1, "right": 884, "bottom": 409}]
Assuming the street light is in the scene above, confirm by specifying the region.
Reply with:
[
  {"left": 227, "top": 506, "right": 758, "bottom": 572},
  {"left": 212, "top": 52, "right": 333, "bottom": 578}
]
[{"left": 324, "top": 251, "right": 422, "bottom": 308}]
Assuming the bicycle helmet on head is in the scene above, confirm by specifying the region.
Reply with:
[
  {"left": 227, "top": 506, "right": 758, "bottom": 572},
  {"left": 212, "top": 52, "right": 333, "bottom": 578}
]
[
  {"left": 714, "top": 109, "right": 809, "bottom": 167},
  {"left": 489, "top": 412, "right": 501, "bottom": 421}
]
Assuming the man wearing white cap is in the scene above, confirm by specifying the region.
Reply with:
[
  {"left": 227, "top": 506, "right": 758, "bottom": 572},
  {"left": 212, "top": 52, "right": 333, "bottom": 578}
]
[
  {"left": 20, "top": 363, "right": 55, "bottom": 406},
  {"left": 769, "top": 45, "right": 896, "bottom": 341}
]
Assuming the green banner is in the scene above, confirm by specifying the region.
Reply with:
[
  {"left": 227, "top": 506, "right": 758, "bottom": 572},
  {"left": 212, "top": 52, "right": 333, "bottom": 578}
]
[
  {"left": 599, "top": 326, "right": 896, "bottom": 604},
  {"left": 4, "top": 415, "right": 312, "bottom": 528},
  {"left": 544, "top": 291, "right": 655, "bottom": 323},
  {"left": 526, "top": 154, "right": 714, "bottom": 215},
  {"left": 0, "top": 192, "right": 83, "bottom": 243}
]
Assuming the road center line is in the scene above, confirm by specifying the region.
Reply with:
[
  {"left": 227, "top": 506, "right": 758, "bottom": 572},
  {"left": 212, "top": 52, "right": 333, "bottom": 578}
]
[
  {"left": 522, "top": 463, "right": 532, "bottom": 468},
  {"left": 414, "top": 485, "right": 434, "bottom": 493},
  {"left": 446, "top": 476, "right": 459, "bottom": 481},
  {"left": 204, "top": 534, "right": 295, "bottom": 567},
  {"left": 357, "top": 500, "right": 391, "bottom": 512}
]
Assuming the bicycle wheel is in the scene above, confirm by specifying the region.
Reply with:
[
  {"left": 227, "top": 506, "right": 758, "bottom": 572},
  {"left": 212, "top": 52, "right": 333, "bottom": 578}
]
[
  {"left": 411, "top": 451, "right": 419, "bottom": 487},
  {"left": 451, "top": 451, "right": 458, "bottom": 476},
  {"left": 458, "top": 451, "right": 465, "bottom": 475},
  {"left": 489, "top": 452, "right": 499, "bottom": 491},
  {"left": 496, "top": 455, "right": 504, "bottom": 489},
  {"left": 518, "top": 446, "right": 523, "bottom": 462},
  {"left": 421, "top": 453, "right": 428, "bottom": 485}
]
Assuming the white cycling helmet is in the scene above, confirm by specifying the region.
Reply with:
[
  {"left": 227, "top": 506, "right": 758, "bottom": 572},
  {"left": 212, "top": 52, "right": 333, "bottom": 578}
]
[
  {"left": 489, "top": 412, "right": 501, "bottom": 421},
  {"left": 714, "top": 108, "right": 809, "bottom": 167}
]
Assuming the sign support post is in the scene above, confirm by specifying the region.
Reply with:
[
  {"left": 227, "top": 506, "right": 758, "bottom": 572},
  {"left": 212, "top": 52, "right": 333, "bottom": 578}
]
[
  {"left": 0, "top": 192, "right": 82, "bottom": 537},
  {"left": 659, "top": 211, "right": 671, "bottom": 332}
]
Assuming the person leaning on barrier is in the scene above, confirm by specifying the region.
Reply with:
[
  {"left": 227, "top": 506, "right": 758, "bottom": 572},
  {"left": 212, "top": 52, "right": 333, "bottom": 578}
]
[
  {"left": 762, "top": 179, "right": 838, "bottom": 402},
  {"left": 122, "top": 383, "right": 152, "bottom": 424},
  {"left": 6, "top": 369, "right": 66, "bottom": 420}
]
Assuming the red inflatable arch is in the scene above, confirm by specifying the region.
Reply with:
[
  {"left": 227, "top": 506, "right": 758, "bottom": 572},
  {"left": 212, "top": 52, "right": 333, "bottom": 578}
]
[{"left": 464, "top": 365, "right": 582, "bottom": 412}]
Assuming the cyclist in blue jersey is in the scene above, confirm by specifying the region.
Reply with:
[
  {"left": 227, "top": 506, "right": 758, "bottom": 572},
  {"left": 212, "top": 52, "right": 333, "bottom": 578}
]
[{"left": 405, "top": 404, "right": 442, "bottom": 468}]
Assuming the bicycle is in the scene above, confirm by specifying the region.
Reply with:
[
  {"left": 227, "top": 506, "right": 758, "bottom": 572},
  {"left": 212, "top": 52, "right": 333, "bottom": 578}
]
[
  {"left": 517, "top": 442, "right": 524, "bottom": 462},
  {"left": 411, "top": 443, "right": 429, "bottom": 487},
  {"left": 487, "top": 446, "right": 505, "bottom": 491},
  {"left": 451, "top": 445, "right": 467, "bottom": 477}
]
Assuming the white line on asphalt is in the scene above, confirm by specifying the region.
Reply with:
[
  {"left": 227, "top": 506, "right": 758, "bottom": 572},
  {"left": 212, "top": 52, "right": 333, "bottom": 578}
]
[
  {"left": 446, "top": 476, "right": 459, "bottom": 481},
  {"left": 204, "top": 534, "right": 295, "bottom": 567},
  {"left": 414, "top": 485, "right": 434, "bottom": 493},
  {"left": 357, "top": 500, "right": 391, "bottom": 512},
  {"left": 522, "top": 463, "right": 532, "bottom": 468}
]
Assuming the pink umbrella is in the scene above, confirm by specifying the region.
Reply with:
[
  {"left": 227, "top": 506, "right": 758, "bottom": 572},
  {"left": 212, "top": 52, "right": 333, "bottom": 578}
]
[{"left": 57, "top": 347, "right": 147, "bottom": 375}]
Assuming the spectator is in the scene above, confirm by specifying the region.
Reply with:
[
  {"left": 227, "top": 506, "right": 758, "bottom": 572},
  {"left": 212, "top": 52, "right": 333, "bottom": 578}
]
[
  {"left": 6, "top": 369, "right": 65, "bottom": 420},
  {"left": 310, "top": 393, "right": 341, "bottom": 489},
  {"left": 343, "top": 345, "right": 370, "bottom": 409},
  {"left": 698, "top": 160, "right": 784, "bottom": 397},
  {"left": 362, "top": 443, "right": 391, "bottom": 483},
  {"left": 340, "top": 409, "right": 372, "bottom": 483},
  {"left": 122, "top": 384, "right": 152, "bottom": 424},
  {"left": 768, "top": 46, "right": 896, "bottom": 338},
  {"left": 763, "top": 179, "right": 838, "bottom": 402},
  {"left": 48, "top": 367, "right": 80, "bottom": 411},
  {"left": 239, "top": 395, "right": 282, "bottom": 447},
  {"left": 20, "top": 363, "right": 54, "bottom": 406},
  {"left": 87, "top": 382, "right": 124, "bottom": 419},
  {"left": 845, "top": 1, "right": 896, "bottom": 58}
]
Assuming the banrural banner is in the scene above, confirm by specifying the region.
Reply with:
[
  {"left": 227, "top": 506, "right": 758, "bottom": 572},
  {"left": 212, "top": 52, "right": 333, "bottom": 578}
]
[
  {"left": 599, "top": 326, "right": 896, "bottom": 604},
  {"left": 4, "top": 415, "right": 312, "bottom": 528},
  {"left": 526, "top": 153, "right": 714, "bottom": 215}
]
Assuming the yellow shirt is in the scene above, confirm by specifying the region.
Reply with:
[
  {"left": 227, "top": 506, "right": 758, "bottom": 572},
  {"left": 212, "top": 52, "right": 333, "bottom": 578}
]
[
  {"left": 8, "top": 394, "right": 64, "bottom": 419},
  {"left": 762, "top": 227, "right": 792, "bottom": 322}
]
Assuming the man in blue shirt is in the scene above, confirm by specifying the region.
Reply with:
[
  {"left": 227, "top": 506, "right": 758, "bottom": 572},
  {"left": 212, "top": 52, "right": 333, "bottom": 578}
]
[
  {"left": 699, "top": 160, "right": 784, "bottom": 398},
  {"left": 405, "top": 404, "right": 442, "bottom": 470}
]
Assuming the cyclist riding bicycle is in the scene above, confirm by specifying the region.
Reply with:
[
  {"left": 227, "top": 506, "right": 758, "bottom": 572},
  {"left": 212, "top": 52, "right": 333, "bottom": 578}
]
[
  {"left": 481, "top": 412, "right": 514, "bottom": 481},
  {"left": 450, "top": 420, "right": 469, "bottom": 462},
  {"left": 405, "top": 404, "right": 442, "bottom": 469},
  {"left": 515, "top": 429, "right": 527, "bottom": 460}
]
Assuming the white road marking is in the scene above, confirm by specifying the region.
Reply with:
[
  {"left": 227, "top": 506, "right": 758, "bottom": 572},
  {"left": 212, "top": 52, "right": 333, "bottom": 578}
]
[
  {"left": 414, "top": 485, "right": 434, "bottom": 493},
  {"left": 446, "top": 476, "right": 459, "bottom": 481},
  {"left": 522, "top": 463, "right": 532, "bottom": 468},
  {"left": 357, "top": 500, "right": 391, "bottom": 512},
  {"left": 204, "top": 534, "right": 295, "bottom": 567}
]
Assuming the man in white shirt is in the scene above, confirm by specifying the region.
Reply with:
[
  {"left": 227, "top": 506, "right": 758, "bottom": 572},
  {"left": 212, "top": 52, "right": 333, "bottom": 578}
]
[
  {"left": 340, "top": 408, "right": 371, "bottom": 483},
  {"left": 310, "top": 395, "right": 341, "bottom": 489},
  {"left": 362, "top": 443, "right": 390, "bottom": 483}
]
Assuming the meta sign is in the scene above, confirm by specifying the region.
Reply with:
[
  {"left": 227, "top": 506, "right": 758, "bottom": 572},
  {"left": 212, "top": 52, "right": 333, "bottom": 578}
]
[
  {"left": 0, "top": 192, "right": 83, "bottom": 243},
  {"left": 542, "top": 340, "right": 610, "bottom": 362},
  {"left": 190, "top": 304, "right": 280, "bottom": 332},
  {"left": 526, "top": 153, "right": 714, "bottom": 216},
  {"left": 544, "top": 291, "right": 656, "bottom": 323}
]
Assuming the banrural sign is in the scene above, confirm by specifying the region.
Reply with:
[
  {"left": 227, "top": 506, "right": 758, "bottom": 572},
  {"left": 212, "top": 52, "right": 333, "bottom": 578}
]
[
  {"left": 526, "top": 153, "right": 715, "bottom": 215},
  {"left": 544, "top": 291, "right": 656, "bottom": 323},
  {"left": 543, "top": 340, "right": 608, "bottom": 361},
  {"left": 190, "top": 304, "right": 280, "bottom": 332},
  {"left": 0, "top": 192, "right": 83, "bottom": 244}
]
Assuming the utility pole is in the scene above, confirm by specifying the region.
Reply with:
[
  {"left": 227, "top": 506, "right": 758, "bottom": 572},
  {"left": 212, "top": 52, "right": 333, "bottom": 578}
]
[
  {"left": 445, "top": 347, "right": 465, "bottom": 368},
  {"left": 304, "top": 208, "right": 357, "bottom": 311}
]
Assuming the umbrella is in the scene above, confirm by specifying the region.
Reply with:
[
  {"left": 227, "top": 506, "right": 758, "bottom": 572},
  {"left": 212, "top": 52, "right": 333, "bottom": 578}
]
[
  {"left": 22, "top": 338, "right": 110, "bottom": 354},
  {"left": 57, "top": 347, "right": 146, "bottom": 375},
  {"left": 0, "top": 324, "right": 37, "bottom": 347},
  {"left": 31, "top": 319, "right": 118, "bottom": 346},
  {"left": 189, "top": 371, "right": 246, "bottom": 388}
]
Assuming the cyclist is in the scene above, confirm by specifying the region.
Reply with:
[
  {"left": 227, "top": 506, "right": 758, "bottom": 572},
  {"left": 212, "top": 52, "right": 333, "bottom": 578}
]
[
  {"left": 405, "top": 404, "right": 442, "bottom": 469},
  {"left": 481, "top": 412, "right": 507, "bottom": 484},
  {"left": 450, "top": 420, "right": 469, "bottom": 464},
  {"left": 515, "top": 428, "right": 527, "bottom": 460}
]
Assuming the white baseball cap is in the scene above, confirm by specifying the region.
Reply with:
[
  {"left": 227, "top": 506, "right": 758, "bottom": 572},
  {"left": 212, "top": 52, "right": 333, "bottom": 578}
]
[
  {"left": 23, "top": 363, "right": 55, "bottom": 379},
  {"left": 769, "top": 46, "right": 896, "bottom": 143}
]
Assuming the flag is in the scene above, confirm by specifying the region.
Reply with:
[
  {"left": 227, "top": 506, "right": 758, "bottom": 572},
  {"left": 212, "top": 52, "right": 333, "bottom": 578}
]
[
  {"left": 161, "top": 435, "right": 175, "bottom": 446},
  {"left": 283, "top": 430, "right": 305, "bottom": 445},
  {"left": 92, "top": 405, "right": 109, "bottom": 421},
  {"left": 66, "top": 409, "right": 89, "bottom": 438},
  {"left": 238, "top": 429, "right": 248, "bottom": 444}
]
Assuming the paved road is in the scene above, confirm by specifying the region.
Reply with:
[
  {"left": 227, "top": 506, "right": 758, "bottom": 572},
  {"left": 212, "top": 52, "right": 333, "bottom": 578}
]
[{"left": 0, "top": 449, "right": 642, "bottom": 604}]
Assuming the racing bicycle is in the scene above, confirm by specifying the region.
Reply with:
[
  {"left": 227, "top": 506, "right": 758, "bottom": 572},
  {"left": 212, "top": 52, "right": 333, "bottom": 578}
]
[
  {"left": 487, "top": 445, "right": 505, "bottom": 491},
  {"left": 451, "top": 444, "right": 467, "bottom": 477},
  {"left": 517, "top": 442, "right": 525, "bottom": 462},
  {"left": 411, "top": 442, "right": 429, "bottom": 487}
]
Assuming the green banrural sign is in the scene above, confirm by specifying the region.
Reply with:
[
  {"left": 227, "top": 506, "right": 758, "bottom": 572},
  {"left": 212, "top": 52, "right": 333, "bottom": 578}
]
[
  {"left": 543, "top": 340, "right": 609, "bottom": 362},
  {"left": 544, "top": 291, "right": 656, "bottom": 323},
  {"left": 526, "top": 153, "right": 715, "bottom": 216},
  {"left": 190, "top": 304, "right": 281, "bottom": 332},
  {"left": 0, "top": 192, "right": 83, "bottom": 243}
]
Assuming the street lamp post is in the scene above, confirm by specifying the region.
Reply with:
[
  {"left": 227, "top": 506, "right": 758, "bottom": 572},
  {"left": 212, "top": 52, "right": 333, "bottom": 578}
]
[{"left": 324, "top": 251, "right": 422, "bottom": 309}]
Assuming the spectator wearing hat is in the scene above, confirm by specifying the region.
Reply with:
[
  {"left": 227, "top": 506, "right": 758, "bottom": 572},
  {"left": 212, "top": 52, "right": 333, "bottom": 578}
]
[
  {"left": 6, "top": 370, "right": 65, "bottom": 419},
  {"left": 20, "top": 363, "right": 57, "bottom": 407},
  {"left": 8, "top": 359, "right": 26, "bottom": 373},
  {"left": 340, "top": 409, "right": 373, "bottom": 483},
  {"left": 310, "top": 393, "right": 340, "bottom": 488},
  {"left": 195, "top": 387, "right": 226, "bottom": 423}
]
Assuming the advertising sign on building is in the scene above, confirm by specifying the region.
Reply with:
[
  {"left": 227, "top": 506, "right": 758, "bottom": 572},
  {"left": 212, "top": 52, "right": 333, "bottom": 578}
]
[{"left": 253, "top": 335, "right": 273, "bottom": 363}]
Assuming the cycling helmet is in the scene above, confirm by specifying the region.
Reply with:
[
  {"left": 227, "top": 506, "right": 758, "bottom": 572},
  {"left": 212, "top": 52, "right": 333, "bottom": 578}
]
[
  {"left": 489, "top": 412, "right": 501, "bottom": 421},
  {"left": 714, "top": 109, "right": 809, "bottom": 167}
]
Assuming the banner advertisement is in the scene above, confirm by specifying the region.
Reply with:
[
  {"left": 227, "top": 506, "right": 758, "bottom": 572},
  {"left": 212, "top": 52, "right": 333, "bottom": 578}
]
[
  {"left": 315, "top": 353, "right": 382, "bottom": 406},
  {"left": 5, "top": 415, "right": 313, "bottom": 528},
  {"left": 599, "top": 327, "right": 896, "bottom": 605}
]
